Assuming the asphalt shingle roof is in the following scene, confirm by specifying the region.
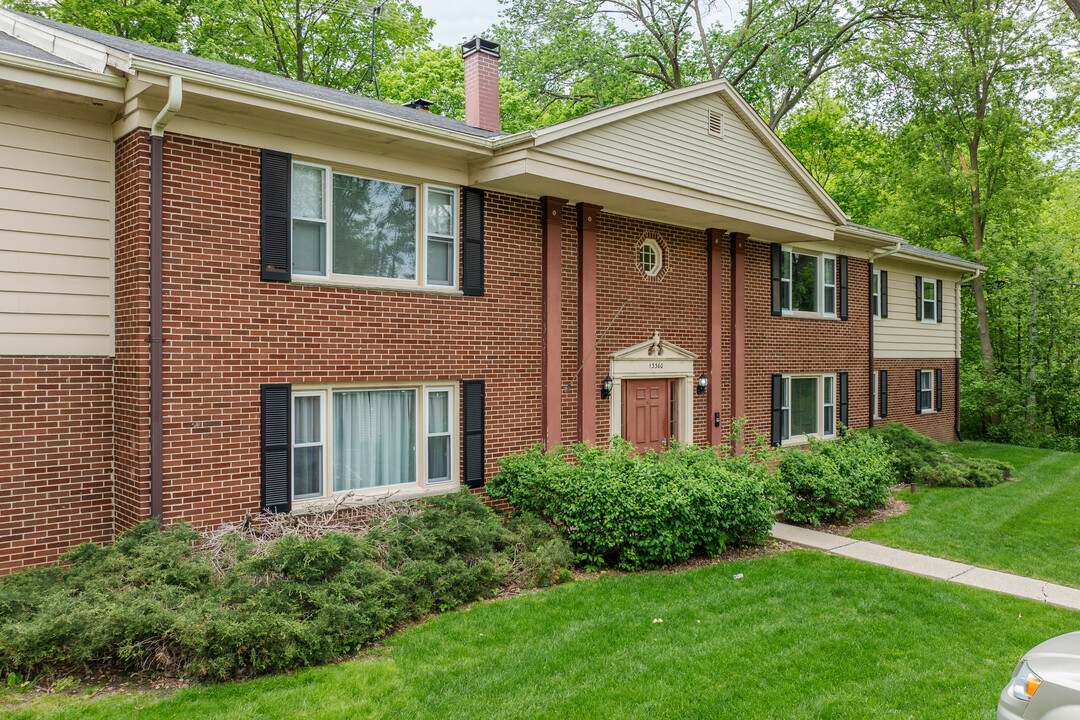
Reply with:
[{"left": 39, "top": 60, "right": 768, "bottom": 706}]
[
  {"left": 4, "top": 9, "right": 500, "bottom": 139},
  {"left": 0, "top": 27, "right": 79, "bottom": 66}
]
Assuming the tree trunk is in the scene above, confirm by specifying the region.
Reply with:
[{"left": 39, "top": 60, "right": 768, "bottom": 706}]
[
  {"left": 1025, "top": 273, "right": 1038, "bottom": 431},
  {"left": 1065, "top": 0, "right": 1080, "bottom": 25}
]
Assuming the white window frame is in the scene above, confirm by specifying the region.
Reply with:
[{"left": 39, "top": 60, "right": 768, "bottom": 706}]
[
  {"left": 291, "top": 161, "right": 331, "bottom": 280},
  {"left": 823, "top": 375, "right": 835, "bottom": 436},
  {"left": 639, "top": 238, "right": 663, "bottom": 277},
  {"left": 921, "top": 278, "right": 937, "bottom": 324},
  {"left": 781, "top": 372, "right": 837, "bottom": 445},
  {"left": 919, "top": 369, "right": 935, "bottom": 412},
  {"left": 424, "top": 386, "right": 454, "bottom": 483},
  {"left": 780, "top": 246, "right": 836, "bottom": 319},
  {"left": 289, "top": 381, "right": 459, "bottom": 505},
  {"left": 290, "top": 161, "right": 459, "bottom": 292},
  {"left": 292, "top": 390, "right": 326, "bottom": 500},
  {"left": 872, "top": 269, "right": 882, "bottom": 320},
  {"left": 822, "top": 254, "right": 837, "bottom": 318}
]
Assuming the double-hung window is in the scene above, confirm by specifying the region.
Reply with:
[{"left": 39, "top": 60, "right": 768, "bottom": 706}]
[
  {"left": 778, "top": 373, "right": 838, "bottom": 443},
  {"left": 919, "top": 370, "right": 934, "bottom": 412},
  {"left": 779, "top": 247, "right": 835, "bottom": 317},
  {"left": 290, "top": 383, "right": 456, "bottom": 501},
  {"left": 920, "top": 278, "right": 936, "bottom": 323},
  {"left": 291, "top": 161, "right": 459, "bottom": 289}
]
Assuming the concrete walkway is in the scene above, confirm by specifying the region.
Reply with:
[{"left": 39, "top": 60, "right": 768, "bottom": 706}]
[{"left": 771, "top": 522, "right": 1080, "bottom": 611}]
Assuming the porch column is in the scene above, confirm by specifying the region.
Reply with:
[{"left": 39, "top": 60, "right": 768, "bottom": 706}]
[
  {"left": 706, "top": 228, "right": 726, "bottom": 447},
  {"left": 730, "top": 232, "right": 749, "bottom": 436},
  {"left": 540, "top": 197, "right": 567, "bottom": 449},
  {"left": 576, "top": 203, "right": 601, "bottom": 444}
]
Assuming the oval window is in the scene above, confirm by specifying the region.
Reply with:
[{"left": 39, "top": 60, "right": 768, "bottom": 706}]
[{"left": 639, "top": 238, "right": 662, "bottom": 277}]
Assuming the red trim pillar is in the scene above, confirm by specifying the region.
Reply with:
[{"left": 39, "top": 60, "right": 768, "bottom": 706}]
[
  {"left": 706, "top": 228, "right": 726, "bottom": 447},
  {"left": 730, "top": 232, "right": 749, "bottom": 442},
  {"left": 540, "top": 197, "right": 567, "bottom": 449},
  {"left": 577, "top": 203, "right": 601, "bottom": 444}
]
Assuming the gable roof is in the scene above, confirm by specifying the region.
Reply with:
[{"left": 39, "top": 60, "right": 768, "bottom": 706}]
[
  {"left": 494, "top": 79, "right": 848, "bottom": 226},
  {"left": 0, "top": 8, "right": 500, "bottom": 139}
]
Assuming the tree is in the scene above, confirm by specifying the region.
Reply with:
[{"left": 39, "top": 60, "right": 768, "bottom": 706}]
[
  {"left": 188, "top": 0, "right": 432, "bottom": 92},
  {"left": 491, "top": 0, "right": 909, "bottom": 128},
  {"left": 859, "top": 0, "right": 1076, "bottom": 387},
  {"left": 10, "top": 0, "right": 196, "bottom": 46}
]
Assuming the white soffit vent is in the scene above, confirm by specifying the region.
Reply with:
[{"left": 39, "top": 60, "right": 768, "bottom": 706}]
[{"left": 707, "top": 109, "right": 725, "bottom": 139}]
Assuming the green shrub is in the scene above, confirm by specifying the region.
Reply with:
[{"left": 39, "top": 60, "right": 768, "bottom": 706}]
[
  {"left": 487, "top": 440, "right": 774, "bottom": 571},
  {"left": 0, "top": 490, "right": 571, "bottom": 681},
  {"left": 775, "top": 431, "right": 897, "bottom": 526},
  {"left": 865, "top": 422, "right": 1012, "bottom": 487}
]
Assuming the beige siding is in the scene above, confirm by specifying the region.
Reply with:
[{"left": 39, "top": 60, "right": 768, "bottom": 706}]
[
  {"left": 874, "top": 260, "right": 961, "bottom": 359},
  {"left": 0, "top": 102, "right": 113, "bottom": 356},
  {"left": 536, "top": 94, "right": 832, "bottom": 224}
]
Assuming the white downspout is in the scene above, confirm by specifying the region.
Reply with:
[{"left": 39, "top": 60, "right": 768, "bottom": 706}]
[{"left": 151, "top": 75, "right": 183, "bottom": 136}]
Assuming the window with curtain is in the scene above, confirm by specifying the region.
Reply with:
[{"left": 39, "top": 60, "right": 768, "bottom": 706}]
[
  {"left": 779, "top": 373, "right": 836, "bottom": 443},
  {"left": 289, "top": 384, "right": 455, "bottom": 501},
  {"left": 333, "top": 389, "right": 416, "bottom": 490},
  {"left": 790, "top": 377, "right": 818, "bottom": 437}
]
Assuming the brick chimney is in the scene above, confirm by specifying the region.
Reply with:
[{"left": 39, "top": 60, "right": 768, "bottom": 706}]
[{"left": 461, "top": 37, "right": 500, "bottom": 132}]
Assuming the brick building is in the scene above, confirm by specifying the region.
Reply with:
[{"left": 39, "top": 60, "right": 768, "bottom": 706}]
[{"left": 0, "top": 10, "right": 980, "bottom": 572}]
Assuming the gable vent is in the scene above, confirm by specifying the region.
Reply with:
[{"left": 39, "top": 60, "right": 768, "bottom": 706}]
[{"left": 708, "top": 110, "right": 725, "bottom": 139}]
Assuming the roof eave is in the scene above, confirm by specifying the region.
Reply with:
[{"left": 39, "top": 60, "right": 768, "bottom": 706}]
[{"left": 128, "top": 56, "right": 498, "bottom": 154}]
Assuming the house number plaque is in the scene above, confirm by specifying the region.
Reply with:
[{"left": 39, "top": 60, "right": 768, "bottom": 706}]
[{"left": 649, "top": 362, "right": 664, "bottom": 369}]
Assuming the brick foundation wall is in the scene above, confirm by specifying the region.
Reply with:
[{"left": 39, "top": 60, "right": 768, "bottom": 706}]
[
  {"left": 0, "top": 357, "right": 113, "bottom": 573},
  {"left": 743, "top": 240, "right": 872, "bottom": 440},
  {"left": 872, "top": 358, "right": 958, "bottom": 443}
]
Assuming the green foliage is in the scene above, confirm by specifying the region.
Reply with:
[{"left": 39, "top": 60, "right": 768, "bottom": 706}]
[
  {"left": 865, "top": 422, "right": 1012, "bottom": 488},
  {"left": 0, "top": 491, "right": 571, "bottom": 681},
  {"left": 487, "top": 439, "right": 774, "bottom": 571},
  {"left": 775, "top": 431, "right": 897, "bottom": 526}
]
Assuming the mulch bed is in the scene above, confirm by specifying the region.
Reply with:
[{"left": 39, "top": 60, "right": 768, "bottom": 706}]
[{"left": 779, "top": 493, "right": 912, "bottom": 536}]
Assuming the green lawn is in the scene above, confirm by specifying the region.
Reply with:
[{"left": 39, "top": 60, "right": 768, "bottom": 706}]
[
  {"left": 850, "top": 442, "right": 1080, "bottom": 588},
  {"left": 4, "top": 550, "right": 1076, "bottom": 720}
]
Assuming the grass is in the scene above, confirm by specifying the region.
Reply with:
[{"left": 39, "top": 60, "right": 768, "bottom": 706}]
[
  {"left": 850, "top": 442, "right": 1080, "bottom": 588},
  {"left": 4, "top": 550, "right": 1076, "bottom": 720}
]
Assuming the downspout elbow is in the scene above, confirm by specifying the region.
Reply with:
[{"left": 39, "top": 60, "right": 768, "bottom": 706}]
[{"left": 151, "top": 75, "right": 182, "bottom": 137}]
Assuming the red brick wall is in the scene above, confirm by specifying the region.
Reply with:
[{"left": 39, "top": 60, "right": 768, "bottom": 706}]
[
  {"left": 577, "top": 212, "right": 718, "bottom": 446},
  {"left": 0, "top": 358, "right": 113, "bottom": 573},
  {"left": 873, "top": 358, "right": 957, "bottom": 443},
  {"left": 144, "top": 132, "right": 544, "bottom": 528},
  {"left": 743, "top": 240, "right": 871, "bottom": 440},
  {"left": 114, "top": 131, "right": 152, "bottom": 529}
]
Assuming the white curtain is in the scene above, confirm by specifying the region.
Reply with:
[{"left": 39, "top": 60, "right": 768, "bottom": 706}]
[{"left": 333, "top": 389, "right": 416, "bottom": 490}]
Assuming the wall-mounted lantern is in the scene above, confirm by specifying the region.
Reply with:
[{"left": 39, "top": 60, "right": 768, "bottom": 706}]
[
  {"left": 696, "top": 373, "right": 708, "bottom": 395},
  {"left": 601, "top": 374, "right": 613, "bottom": 399}
]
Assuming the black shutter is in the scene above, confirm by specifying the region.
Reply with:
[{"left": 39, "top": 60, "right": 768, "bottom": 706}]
[
  {"left": 915, "top": 369, "right": 922, "bottom": 414},
  {"left": 935, "top": 368, "right": 943, "bottom": 411},
  {"left": 880, "top": 270, "right": 889, "bottom": 318},
  {"left": 838, "top": 371, "right": 849, "bottom": 434},
  {"left": 260, "top": 149, "right": 291, "bottom": 282},
  {"left": 936, "top": 279, "right": 943, "bottom": 322},
  {"left": 260, "top": 383, "right": 291, "bottom": 513},
  {"left": 838, "top": 255, "right": 849, "bottom": 320},
  {"left": 915, "top": 275, "right": 923, "bottom": 321},
  {"left": 462, "top": 379, "right": 485, "bottom": 487},
  {"left": 771, "top": 374, "right": 783, "bottom": 446},
  {"left": 462, "top": 188, "right": 485, "bottom": 296},
  {"left": 770, "top": 244, "right": 782, "bottom": 316},
  {"left": 879, "top": 369, "right": 888, "bottom": 418}
]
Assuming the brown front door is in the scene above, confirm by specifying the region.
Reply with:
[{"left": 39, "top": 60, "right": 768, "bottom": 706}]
[{"left": 624, "top": 379, "right": 671, "bottom": 453}]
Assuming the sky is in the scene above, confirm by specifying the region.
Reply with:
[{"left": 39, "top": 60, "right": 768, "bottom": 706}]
[{"left": 421, "top": 0, "right": 506, "bottom": 47}]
